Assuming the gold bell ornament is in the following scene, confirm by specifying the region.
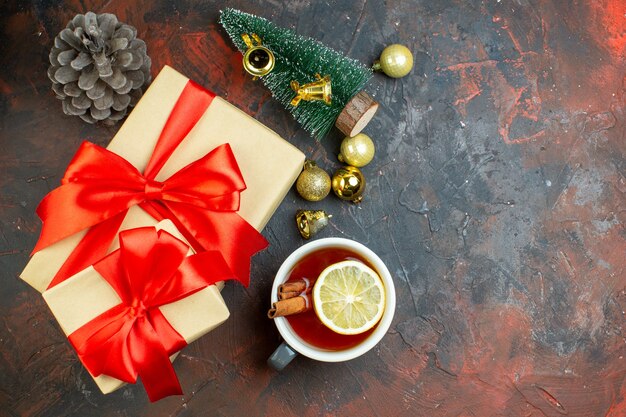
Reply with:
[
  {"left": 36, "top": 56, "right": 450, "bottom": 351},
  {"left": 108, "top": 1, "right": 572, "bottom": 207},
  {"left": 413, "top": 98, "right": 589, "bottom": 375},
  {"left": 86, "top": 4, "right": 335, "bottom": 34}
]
[
  {"left": 296, "top": 160, "right": 331, "bottom": 201},
  {"left": 373, "top": 44, "right": 413, "bottom": 78},
  {"left": 332, "top": 166, "right": 366, "bottom": 203},
  {"left": 295, "top": 209, "right": 332, "bottom": 239},
  {"left": 290, "top": 73, "right": 332, "bottom": 106},
  {"left": 241, "top": 33, "right": 275, "bottom": 79},
  {"left": 338, "top": 133, "right": 375, "bottom": 167}
]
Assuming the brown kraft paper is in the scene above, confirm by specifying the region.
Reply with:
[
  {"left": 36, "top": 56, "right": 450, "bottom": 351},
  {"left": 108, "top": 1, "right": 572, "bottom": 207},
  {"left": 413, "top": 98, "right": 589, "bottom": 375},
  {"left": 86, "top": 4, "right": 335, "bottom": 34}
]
[
  {"left": 21, "top": 65, "right": 305, "bottom": 292},
  {"left": 42, "top": 220, "right": 230, "bottom": 394}
]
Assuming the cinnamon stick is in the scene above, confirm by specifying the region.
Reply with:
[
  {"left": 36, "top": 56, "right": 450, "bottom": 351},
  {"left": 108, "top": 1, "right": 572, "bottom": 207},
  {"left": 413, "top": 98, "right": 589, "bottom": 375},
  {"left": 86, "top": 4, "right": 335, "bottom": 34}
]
[
  {"left": 278, "top": 278, "right": 311, "bottom": 295},
  {"left": 278, "top": 291, "right": 301, "bottom": 300},
  {"left": 268, "top": 295, "right": 311, "bottom": 318}
]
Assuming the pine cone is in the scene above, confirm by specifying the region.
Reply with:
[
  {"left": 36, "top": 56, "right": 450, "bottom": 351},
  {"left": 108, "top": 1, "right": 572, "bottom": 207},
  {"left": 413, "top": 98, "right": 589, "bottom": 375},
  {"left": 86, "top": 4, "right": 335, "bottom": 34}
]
[{"left": 48, "top": 12, "right": 152, "bottom": 125}]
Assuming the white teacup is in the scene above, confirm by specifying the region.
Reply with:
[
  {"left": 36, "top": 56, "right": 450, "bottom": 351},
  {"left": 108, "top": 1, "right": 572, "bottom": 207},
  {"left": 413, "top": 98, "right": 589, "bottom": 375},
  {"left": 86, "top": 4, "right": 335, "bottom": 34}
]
[{"left": 267, "top": 238, "right": 396, "bottom": 369}]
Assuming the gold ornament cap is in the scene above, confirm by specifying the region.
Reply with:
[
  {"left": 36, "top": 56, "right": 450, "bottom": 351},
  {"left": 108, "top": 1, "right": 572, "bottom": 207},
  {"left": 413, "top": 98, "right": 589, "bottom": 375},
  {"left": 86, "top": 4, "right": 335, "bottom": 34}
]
[
  {"left": 296, "top": 209, "right": 332, "bottom": 239},
  {"left": 373, "top": 44, "right": 413, "bottom": 78},
  {"left": 332, "top": 165, "right": 366, "bottom": 203},
  {"left": 296, "top": 160, "right": 331, "bottom": 201},
  {"left": 338, "top": 133, "right": 375, "bottom": 167},
  {"left": 241, "top": 33, "right": 275, "bottom": 78},
  {"left": 290, "top": 74, "right": 332, "bottom": 106}
]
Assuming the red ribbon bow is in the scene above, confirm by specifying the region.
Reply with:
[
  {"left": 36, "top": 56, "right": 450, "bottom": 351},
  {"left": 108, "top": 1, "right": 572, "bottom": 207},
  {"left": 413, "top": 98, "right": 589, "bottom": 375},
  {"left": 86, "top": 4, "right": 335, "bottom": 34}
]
[
  {"left": 33, "top": 80, "right": 268, "bottom": 288},
  {"left": 68, "top": 227, "right": 234, "bottom": 402}
]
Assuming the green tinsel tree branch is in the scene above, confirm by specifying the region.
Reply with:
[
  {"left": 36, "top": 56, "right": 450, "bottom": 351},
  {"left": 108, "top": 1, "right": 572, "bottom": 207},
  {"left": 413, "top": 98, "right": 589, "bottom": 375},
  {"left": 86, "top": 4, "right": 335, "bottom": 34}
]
[{"left": 220, "top": 8, "right": 372, "bottom": 139}]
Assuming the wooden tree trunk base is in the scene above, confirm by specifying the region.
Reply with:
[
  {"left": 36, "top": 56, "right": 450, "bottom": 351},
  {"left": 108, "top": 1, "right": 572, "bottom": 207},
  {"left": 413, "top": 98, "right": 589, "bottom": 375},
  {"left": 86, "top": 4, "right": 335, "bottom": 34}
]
[{"left": 335, "top": 91, "right": 379, "bottom": 137}]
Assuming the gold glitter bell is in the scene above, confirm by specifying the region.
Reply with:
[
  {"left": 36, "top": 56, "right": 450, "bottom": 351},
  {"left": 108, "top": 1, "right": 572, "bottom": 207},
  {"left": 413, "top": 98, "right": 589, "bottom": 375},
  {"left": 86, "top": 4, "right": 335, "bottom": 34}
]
[
  {"left": 373, "top": 44, "right": 413, "bottom": 78},
  {"left": 290, "top": 74, "right": 332, "bottom": 106},
  {"left": 332, "top": 166, "right": 366, "bottom": 203},
  {"left": 241, "top": 33, "right": 275, "bottom": 79},
  {"left": 296, "top": 209, "right": 332, "bottom": 239}
]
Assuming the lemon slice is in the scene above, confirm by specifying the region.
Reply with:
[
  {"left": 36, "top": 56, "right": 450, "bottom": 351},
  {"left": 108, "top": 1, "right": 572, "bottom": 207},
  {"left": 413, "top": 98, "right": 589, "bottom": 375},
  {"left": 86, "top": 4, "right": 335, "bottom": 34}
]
[{"left": 312, "top": 260, "right": 385, "bottom": 335}]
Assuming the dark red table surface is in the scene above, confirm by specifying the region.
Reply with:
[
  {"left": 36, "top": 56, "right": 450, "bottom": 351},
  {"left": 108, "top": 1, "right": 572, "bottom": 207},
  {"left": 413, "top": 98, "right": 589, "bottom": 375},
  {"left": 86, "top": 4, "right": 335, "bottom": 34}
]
[{"left": 1, "top": 1, "right": 624, "bottom": 416}]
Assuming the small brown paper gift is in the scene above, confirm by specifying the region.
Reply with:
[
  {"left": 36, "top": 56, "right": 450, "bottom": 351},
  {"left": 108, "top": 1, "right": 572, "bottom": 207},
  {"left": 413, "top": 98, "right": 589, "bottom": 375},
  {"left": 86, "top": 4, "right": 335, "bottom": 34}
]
[
  {"left": 42, "top": 219, "right": 230, "bottom": 395},
  {"left": 21, "top": 65, "right": 305, "bottom": 292}
]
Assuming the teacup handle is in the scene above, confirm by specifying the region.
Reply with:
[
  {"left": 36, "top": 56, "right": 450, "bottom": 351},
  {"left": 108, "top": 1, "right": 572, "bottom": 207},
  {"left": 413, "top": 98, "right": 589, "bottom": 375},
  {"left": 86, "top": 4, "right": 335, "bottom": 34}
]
[{"left": 267, "top": 342, "right": 298, "bottom": 370}]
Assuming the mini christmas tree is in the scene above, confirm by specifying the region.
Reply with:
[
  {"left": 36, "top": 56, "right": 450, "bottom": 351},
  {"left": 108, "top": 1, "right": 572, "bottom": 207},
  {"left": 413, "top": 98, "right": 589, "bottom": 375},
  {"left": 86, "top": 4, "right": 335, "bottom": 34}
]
[{"left": 220, "top": 9, "right": 374, "bottom": 139}]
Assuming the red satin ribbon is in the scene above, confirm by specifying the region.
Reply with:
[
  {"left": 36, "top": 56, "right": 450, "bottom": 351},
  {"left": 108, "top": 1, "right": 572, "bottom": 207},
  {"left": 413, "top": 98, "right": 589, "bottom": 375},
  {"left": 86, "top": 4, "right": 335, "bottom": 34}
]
[
  {"left": 68, "top": 227, "right": 235, "bottom": 402},
  {"left": 34, "top": 80, "right": 268, "bottom": 288}
]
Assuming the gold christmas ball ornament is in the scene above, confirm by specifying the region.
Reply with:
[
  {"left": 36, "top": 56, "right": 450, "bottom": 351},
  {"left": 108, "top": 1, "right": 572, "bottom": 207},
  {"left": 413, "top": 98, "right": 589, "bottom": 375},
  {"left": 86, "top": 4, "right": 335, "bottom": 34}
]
[
  {"left": 296, "top": 209, "right": 332, "bottom": 239},
  {"left": 241, "top": 33, "right": 275, "bottom": 79},
  {"left": 338, "top": 133, "right": 375, "bottom": 167},
  {"left": 296, "top": 160, "right": 331, "bottom": 201},
  {"left": 373, "top": 44, "right": 413, "bottom": 78},
  {"left": 332, "top": 166, "right": 366, "bottom": 203}
]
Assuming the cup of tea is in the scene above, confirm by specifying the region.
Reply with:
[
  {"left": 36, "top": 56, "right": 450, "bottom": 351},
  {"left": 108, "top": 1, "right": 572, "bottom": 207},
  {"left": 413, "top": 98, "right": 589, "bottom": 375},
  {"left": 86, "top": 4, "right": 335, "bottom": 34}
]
[{"left": 267, "top": 238, "right": 395, "bottom": 370}]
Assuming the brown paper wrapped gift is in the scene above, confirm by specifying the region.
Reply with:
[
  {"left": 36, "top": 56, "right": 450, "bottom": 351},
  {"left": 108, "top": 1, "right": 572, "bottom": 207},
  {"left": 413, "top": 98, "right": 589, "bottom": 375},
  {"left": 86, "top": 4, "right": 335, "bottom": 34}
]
[
  {"left": 21, "top": 65, "right": 305, "bottom": 292},
  {"left": 42, "top": 219, "right": 230, "bottom": 395}
]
